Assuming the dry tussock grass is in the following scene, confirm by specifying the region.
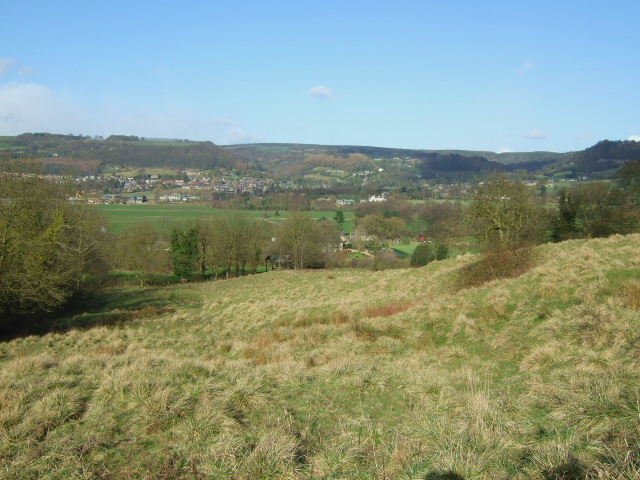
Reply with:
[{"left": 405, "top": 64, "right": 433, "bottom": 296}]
[
  {"left": 457, "top": 247, "right": 536, "bottom": 289},
  {"left": 364, "top": 301, "right": 413, "bottom": 318},
  {"left": 1, "top": 234, "right": 640, "bottom": 478},
  {"left": 621, "top": 280, "right": 640, "bottom": 310}
]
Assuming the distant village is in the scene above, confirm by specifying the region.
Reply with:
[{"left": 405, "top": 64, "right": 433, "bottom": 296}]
[
  {"left": 60, "top": 170, "right": 299, "bottom": 204},
  {"left": 17, "top": 167, "right": 573, "bottom": 208}
]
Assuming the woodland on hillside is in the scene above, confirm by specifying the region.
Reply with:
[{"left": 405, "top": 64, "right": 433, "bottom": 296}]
[{"left": 3, "top": 134, "right": 640, "bottom": 182}]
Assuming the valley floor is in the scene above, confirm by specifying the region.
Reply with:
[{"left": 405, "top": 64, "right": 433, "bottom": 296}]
[{"left": 1, "top": 235, "right": 640, "bottom": 479}]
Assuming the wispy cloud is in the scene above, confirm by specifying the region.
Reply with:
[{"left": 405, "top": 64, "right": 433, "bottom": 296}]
[
  {"left": 496, "top": 147, "right": 513, "bottom": 154},
  {"left": 519, "top": 60, "right": 535, "bottom": 72},
  {"left": 308, "top": 85, "right": 333, "bottom": 99},
  {"left": 525, "top": 129, "right": 546, "bottom": 140},
  {"left": 212, "top": 119, "right": 261, "bottom": 144},
  {"left": 0, "top": 58, "right": 17, "bottom": 75},
  {"left": 18, "top": 65, "right": 35, "bottom": 75},
  {"left": 628, "top": 135, "right": 640, "bottom": 142},
  {"left": 0, "top": 59, "right": 35, "bottom": 76}
]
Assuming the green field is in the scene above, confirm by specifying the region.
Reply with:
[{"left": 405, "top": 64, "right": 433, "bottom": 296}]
[
  {"left": 93, "top": 204, "right": 355, "bottom": 233},
  {"left": 0, "top": 136, "right": 23, "bottom": 150},
  {"left": 392, "top": 242, "right": 420, "bottom": 257}
]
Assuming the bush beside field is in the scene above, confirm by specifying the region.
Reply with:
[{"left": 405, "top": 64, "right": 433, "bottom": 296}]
[{"left": 1, "top": 235, "right": 640, "bottom": 479}]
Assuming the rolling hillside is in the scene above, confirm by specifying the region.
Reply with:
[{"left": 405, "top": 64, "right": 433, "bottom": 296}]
[
  {"left": 224, "top": 143, "right": 568, "bottom": 166},
  {"left": 1, "top": 235, "right": 640, "bottom": 478},
  {"left": 555, "top": 140, "right": 640, "bottom": 178},
  {"left": 3, "top": 134, "right": 640, "bottom": 181},
  {"left": 2, "top": 133, "right": 243, "bottom": 173}
]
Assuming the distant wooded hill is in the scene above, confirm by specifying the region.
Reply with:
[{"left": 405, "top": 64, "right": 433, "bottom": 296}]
[
  {"left": 555, "top": 140, "right": 640, "bottom": 177},
  {"left": 1, "top": 133, "right": 639, "bottom": 181},
  {"left": 225, "top": 142, "right": 566, "bottom": 166},
  {"left": 3, "top": 133, "right": 244, "bottom": 173},
  {"left": 223, "top": 141, "right": 639, "bottom": 180}
]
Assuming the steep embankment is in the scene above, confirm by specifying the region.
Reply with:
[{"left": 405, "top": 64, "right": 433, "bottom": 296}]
[{"left": 1, "top": 236, "right": 640, "bottom": 479}]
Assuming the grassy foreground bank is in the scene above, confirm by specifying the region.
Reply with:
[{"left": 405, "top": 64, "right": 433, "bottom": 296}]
[{"left": 1, "top": 235, "right": 640, "bottom": 479}]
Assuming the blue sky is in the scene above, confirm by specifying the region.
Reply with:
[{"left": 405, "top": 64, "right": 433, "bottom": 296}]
[{"left": 1, "top": 1, "right": 639, "bottom": 152}]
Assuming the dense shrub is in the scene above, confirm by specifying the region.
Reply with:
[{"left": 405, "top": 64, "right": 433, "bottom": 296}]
[
  {"left": 0, "top": 172, "right": 109, "bottom": 329},
  {"left": 411, "top": 243, "right": 449, "bottom": 267},
  {"left": 411, "top": 244, "right": 435, "bottom": 266},
  {"left": 435, "top": 243, "right": 450, "bottom": 260},
  {"left": 170, "top": 226, "right": 200, "bottom": 280},
  {"left": 457, "top": 247, "right": 534, "bottom": 288},
  {"left": 552, "top": 182, "right": 640, "bottom": 240}
]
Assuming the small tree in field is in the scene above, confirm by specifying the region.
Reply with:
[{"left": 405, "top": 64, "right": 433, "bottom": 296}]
[
  {"left": 334, "top": 210, "right": 345, "bottom": 228},
  {"left": 617, "top": 159, "right": 640, "bottom": 206},
  {"left": 411, "top": 244, "right": 434, "bottom": 266},
  {"left": 170, "top": 226, "right": 199, "bottom": 280},
  {"left": 469, "top": 177, "right": 544, "bottom": 252},
  {"left": 435, "top": 242, "right": 450, "bottom": 260},
  {"left": 411, "top": 242, "right": 449, "bottom": 267},
  {"left": 276, "top": 214, "right": 339, "bottom": 269},
  {"left": 462, "top": 178, "right": 545, "bottom": 286}
]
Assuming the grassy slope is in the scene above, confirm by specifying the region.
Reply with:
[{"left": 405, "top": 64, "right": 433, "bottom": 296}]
[{"left": 2, "top": 236, "right": 640, "bottom": 479}]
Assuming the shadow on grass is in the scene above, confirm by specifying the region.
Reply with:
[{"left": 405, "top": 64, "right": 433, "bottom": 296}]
[
  {"left": 0, "top": 285, "right": 203, "bottom": 342},
  {"left": 425, "top": 472, "right": 466, "bottom": 480},
  {"left": 542, "top": 456, "right": 589, "bottom": 480}
]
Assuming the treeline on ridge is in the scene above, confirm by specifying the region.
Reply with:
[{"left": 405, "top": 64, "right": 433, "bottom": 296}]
[
  {"left": 6, "top": 133, "right": 640, "bottom": 181},
  {"left": 11, "top": 133, "right": 246, "bottom": 172}
]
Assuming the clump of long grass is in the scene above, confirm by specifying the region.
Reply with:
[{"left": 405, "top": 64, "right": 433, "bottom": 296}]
[
  {"left": 364, "top": 301, "right": 412, "bottom": 318},
  {"left": 620, "top": 280, "right": 640, "bottom": 310},
  {"left": 457, "top": 247, "right": 535, "bottom": 288}
]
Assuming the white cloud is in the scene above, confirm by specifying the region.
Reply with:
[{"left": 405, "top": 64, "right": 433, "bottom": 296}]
[
  {"left": 0, "top": 82, "right": 79, "bottom": 133},
  {"left": 0, "top": 58, "right": 17, "bottom": 75},
  {"left": 308, "top": 85, "right": 333, "bottom": 99},
  {"left": 496, "top": 147, "right": 513, "bottom": 154},
  {"left": 525, "top": 129, "right": 547, "bottom": 140},
  {"left": 212, "top": 119, "right": 260, "bottom": 144},
  {"left": 519, "top": 60, "right": 535, "bottom": 72},
  {"left": 225, "top": 126, "right": 259, "bottom": 144},
  {"left": 628, "top": 135, "right": 640, "bottom": 142}
]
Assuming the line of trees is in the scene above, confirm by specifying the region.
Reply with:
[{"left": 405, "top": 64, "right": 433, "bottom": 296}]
[{"left": 110, "top": 214, "right": 341, "bottom": 282}]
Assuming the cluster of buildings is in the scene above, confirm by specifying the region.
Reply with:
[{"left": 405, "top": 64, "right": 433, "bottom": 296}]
[
  {"left": 59, "top": 170, "right": 307, "bottom": 203},
  {"left": 423, "top": 183, "right": 474, "bottom": 200},
  {"left": 209, "top": 175, "right": 274, "bottom": 194},
  {"left": 333, "top": 193, "right": 389, "bottom": 207}
]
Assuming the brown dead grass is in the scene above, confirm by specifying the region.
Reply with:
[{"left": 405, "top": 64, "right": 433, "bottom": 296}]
[
  {"left": 621, "top": 280, "right": 640, "bottom": 310},
  {"left": 457, "top": 247, "right": 535, "bottom": 289},
  {"left": 364, "top": 302, "right": 413, "bottom": 318}
]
